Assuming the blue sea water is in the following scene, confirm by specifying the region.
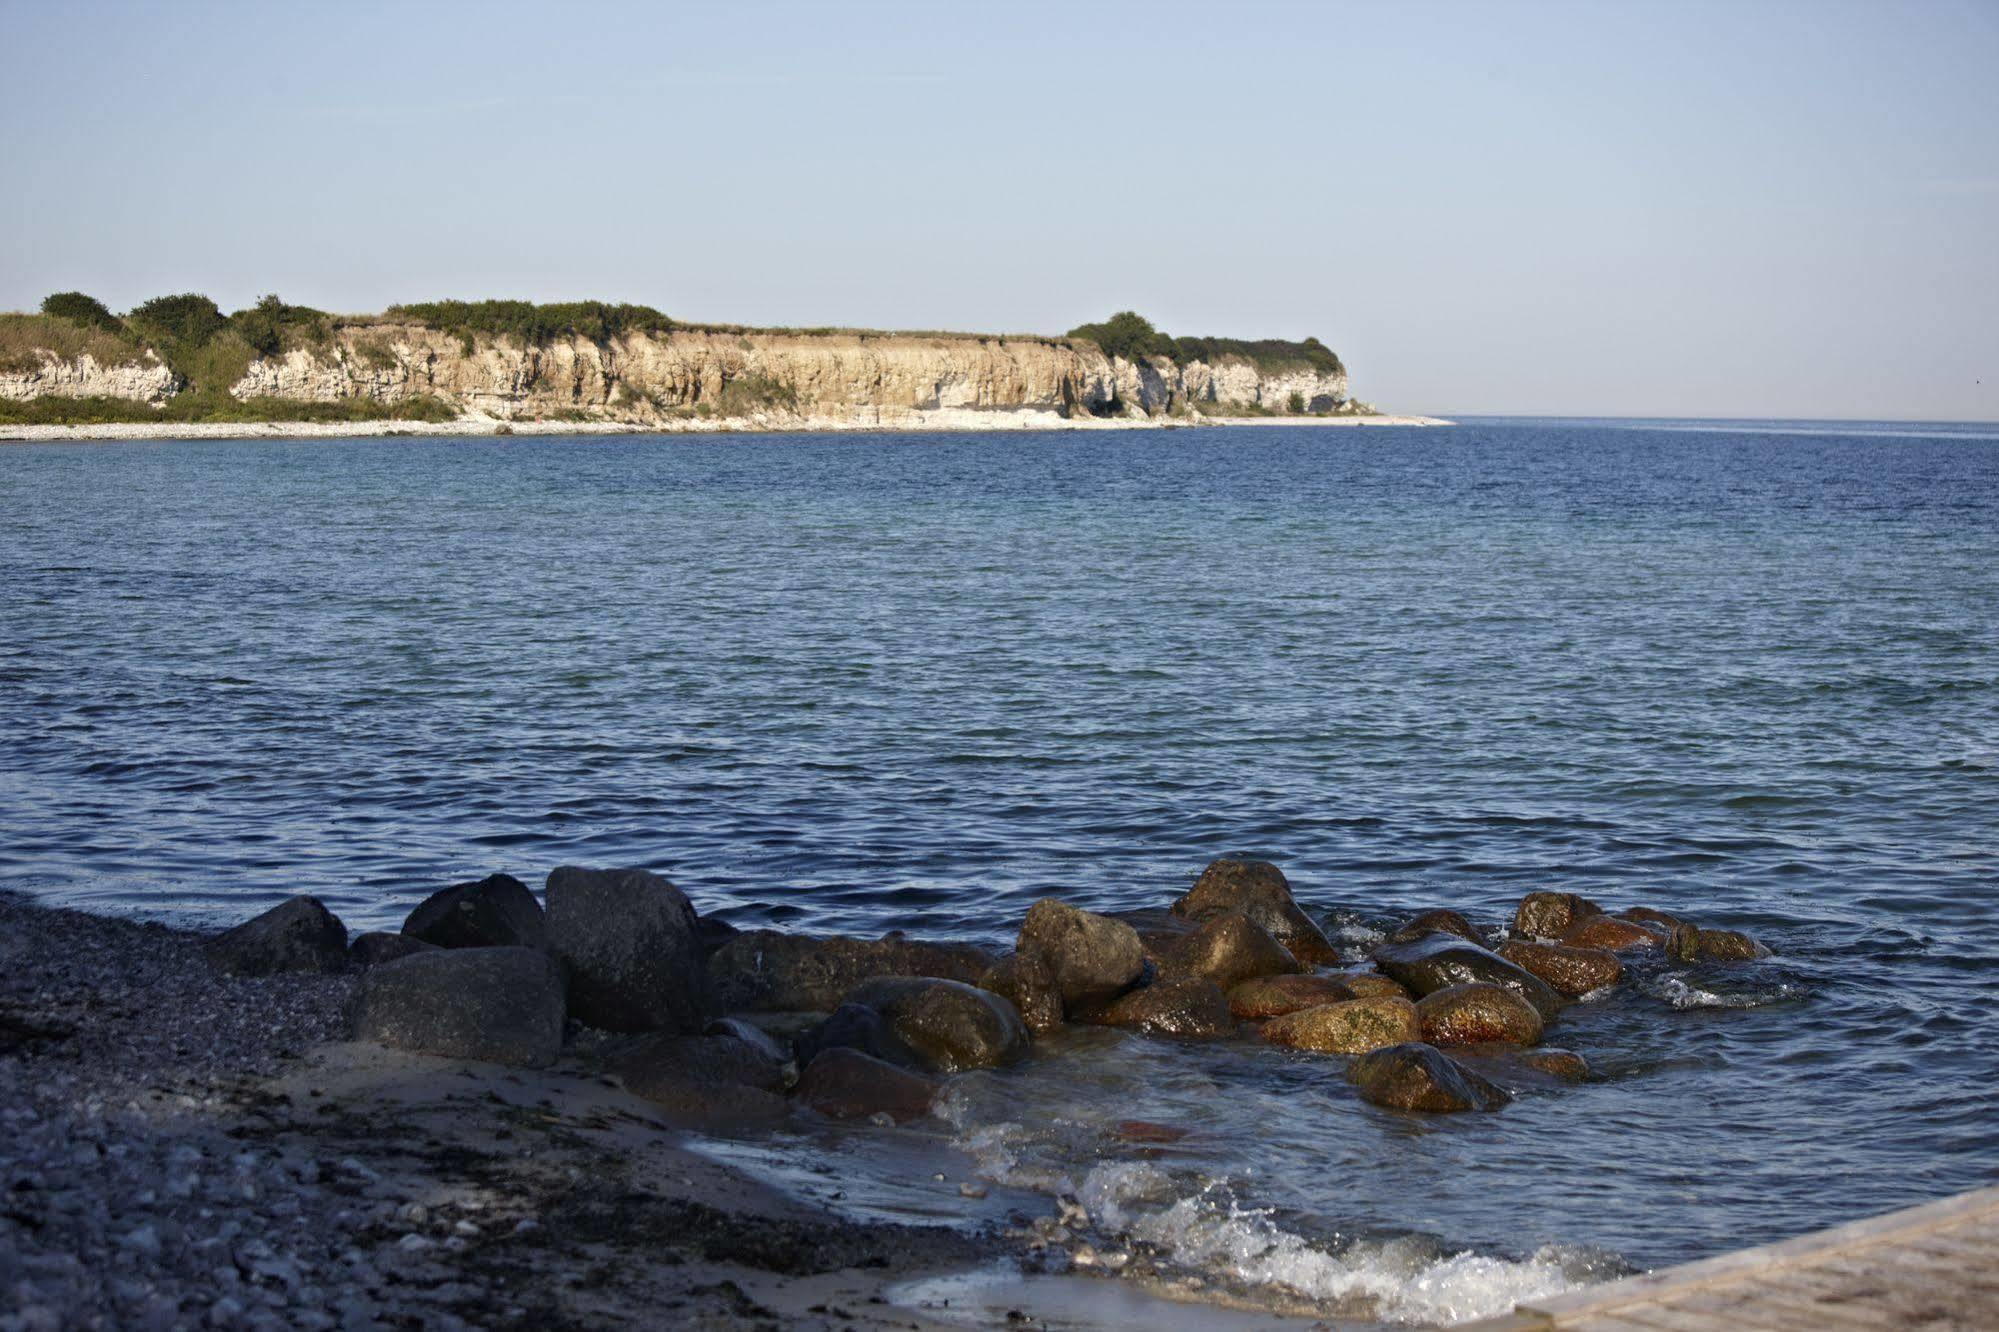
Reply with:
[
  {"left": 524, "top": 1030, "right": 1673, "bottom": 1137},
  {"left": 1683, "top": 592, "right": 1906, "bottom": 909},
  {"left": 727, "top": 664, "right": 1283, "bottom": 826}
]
[{"left": 2, "top": 420, "right": 1996, "bottom": 1319}]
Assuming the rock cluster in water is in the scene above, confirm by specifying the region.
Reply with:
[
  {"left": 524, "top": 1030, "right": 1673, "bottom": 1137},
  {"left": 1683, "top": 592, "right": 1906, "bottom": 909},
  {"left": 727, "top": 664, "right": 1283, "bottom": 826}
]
[{"left": 205, "top": 861, "right": 1770, "bottom": 1123}]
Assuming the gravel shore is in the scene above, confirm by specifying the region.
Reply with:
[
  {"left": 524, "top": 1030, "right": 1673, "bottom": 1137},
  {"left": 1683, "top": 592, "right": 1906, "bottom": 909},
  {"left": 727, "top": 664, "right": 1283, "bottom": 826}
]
[{"left": 0, "top": 891, "right": 1001, "bottom": 1331}]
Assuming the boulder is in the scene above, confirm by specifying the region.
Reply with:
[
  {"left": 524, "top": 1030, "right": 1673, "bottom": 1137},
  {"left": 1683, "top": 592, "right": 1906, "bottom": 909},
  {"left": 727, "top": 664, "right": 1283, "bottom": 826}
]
[
  {"left": 1227, "top": 973, "right": 1357, "bottom": 1020},
  {"left": 1518, "top": 1048, "right": 1590, "bottom": 1082},
  {"left": 794, "top": 1048, "right": 940, "bottom": 1123},
  {"left": 1387, "top": 909, "right": 1484, "bottom": 945},
  {"left": 609, "top": 1031, "right": 787, "bottom": 1098},
  {"left": 351, "top": 946, "right": 564, "bottom": 1068},
  {"left": 206, "top": 896, "right": 348, "bottom": 977},
  {"left": 793, "top": 1002, "right": 923, "bottom": 1071},
  {"left": 1260, "top": 996, "right": 1421, "bottom": 1054},
  {"left": 977, "top": 953, "right": 1063, "bottom": 1035},
  {"left": 349, "top": 932, "right": 438, "bottom": 969},
  {"left": 842, "top": 978, "right": 1029, "bottom": 1073},
  {"left": 1559, "top": 915, "right": 1667, "bottom": 953},
  {"left": 1665, "top": 921, "right": 1702, "bottom": 963},
  {"left": 1415, "top": 983, "right": 1544, "bottom": 1046},
  {"left": 1621, "top": 906, "right": 1687, "bottom": 932},
  {"left": 1162, "top": 913, "right": 1300, "bottom": 993},
  {"left": 1496, "top": 940, "right": 1622, "bottom": 997},
  {"left": 401, "top": 873, "right": 547, "bottom": 951},
  {"left": 1083, "top": 977, "right": 1234, "bottom": 1039},
  {"left": 1348, "top": 1043, "right": 1510, "bottom": 1112},
  {"left": 1334, "top": 971, "right": 1411, "bottom": 999},
  {"left": 709, "top": 929, "right": 995, "bottom": 1012},
  {"left": 1015, "top": 900, "right": 1145, "bottom": 1011},
  {"left": 1697, "top": 928, "right": 1767, "bottom": 961},
  {"left": 544, "top": 866, "right": 714, "bottom": 1033},
  {"left": 1370, "top": 933, "right": 1565, "bottom": 1021},
  {"left": 1509, "top": 891, "right": 1601, "bottom": 941},
  {"left": 705, "top": 1016, "right": 790, "bottom": 1065},
  {"left": 1169, "top": 859, "right": 1339, "bottom": 965}
]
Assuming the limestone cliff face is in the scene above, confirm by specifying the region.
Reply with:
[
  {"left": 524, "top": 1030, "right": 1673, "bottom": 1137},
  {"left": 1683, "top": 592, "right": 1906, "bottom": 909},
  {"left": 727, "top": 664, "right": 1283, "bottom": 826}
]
[
  {"left": 226, "top": 324, "right": 1351, "bottom": 425},
  {"left": 0, "top": 351, "right": 175, "bottom": 405}
]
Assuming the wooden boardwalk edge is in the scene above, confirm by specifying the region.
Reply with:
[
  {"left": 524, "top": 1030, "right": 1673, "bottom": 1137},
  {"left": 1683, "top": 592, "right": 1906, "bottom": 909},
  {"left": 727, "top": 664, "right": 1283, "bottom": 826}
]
[{"left": 1460, "top": 1184, "right": 1999, "bottom": 1330}]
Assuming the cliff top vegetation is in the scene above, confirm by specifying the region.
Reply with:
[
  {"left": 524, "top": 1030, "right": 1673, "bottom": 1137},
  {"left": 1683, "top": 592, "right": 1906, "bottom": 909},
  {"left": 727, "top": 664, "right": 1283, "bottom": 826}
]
[{"left": 1065, "top": 311, "right": 1345, "bottom": 376}]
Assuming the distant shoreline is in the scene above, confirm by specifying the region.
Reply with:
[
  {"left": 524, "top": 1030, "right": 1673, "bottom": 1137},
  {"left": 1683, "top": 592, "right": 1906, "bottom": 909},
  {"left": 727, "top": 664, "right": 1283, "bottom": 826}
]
[{"left": 0, "top": 412, "right": 1454, "bottom": 443}]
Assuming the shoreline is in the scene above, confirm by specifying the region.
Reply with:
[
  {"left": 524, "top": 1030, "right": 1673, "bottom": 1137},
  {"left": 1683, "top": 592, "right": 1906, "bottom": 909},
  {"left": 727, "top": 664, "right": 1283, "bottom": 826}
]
[{"left": 0, "top": 411, "right": 1454, "bottom": 443}]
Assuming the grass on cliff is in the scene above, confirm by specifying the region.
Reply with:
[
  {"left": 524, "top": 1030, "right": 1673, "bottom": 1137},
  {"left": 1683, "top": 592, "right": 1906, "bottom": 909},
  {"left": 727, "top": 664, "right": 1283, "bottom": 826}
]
[
  {"left": 1066, "top": 311, "right": 1345, "bottom": 376},
  {"left": 0, "top": 313, "right": 148, "bottom": 375},
  {"left": 385, "top": 300, "right": 675, "bottom": 352}
]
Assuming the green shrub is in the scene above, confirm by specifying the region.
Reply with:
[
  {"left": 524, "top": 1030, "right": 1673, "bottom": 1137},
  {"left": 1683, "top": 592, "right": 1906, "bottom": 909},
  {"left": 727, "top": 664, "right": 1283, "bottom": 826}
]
[
  {"left": 386, "top": 299, "right": 674, "bottom": 347},
  {"left": 40, "top": 292, "right": 124, "bottom": 333},
  {"left": 713, "top": 373, "right": 798, "bottom": 417},
  {"left": 230, "top": 295, "right": 330, "bottom": 358},
  {"left": 127, "top": 293, "right": 226, "bottom": 349},
  {"left": 1066, "top": 311, "right": 1174, "bottom": 363},
  {"left": 1287, "top": 390, "right": 1306, "bottom": 413},
  {"left": 1067, "top": 312, "right": 1345, "bottom": 376}
]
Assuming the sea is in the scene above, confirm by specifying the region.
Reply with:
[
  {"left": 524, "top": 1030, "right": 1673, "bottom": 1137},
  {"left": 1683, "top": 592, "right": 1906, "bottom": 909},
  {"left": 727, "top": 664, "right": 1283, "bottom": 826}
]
[{"left": 3, "top": 418, "right": 1995, "bottom": 1323}]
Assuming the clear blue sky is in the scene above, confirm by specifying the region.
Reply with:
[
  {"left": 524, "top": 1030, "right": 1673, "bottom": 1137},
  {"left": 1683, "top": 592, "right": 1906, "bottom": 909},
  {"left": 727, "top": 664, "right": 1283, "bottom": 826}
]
[{"left": 4, "top": 0, "right": 1994, "bottom": 419}]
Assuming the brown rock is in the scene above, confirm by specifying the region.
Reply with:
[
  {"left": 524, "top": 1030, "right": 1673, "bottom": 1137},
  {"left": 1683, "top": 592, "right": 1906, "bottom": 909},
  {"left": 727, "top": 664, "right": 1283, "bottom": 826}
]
[
  {"left": 1621, "top": 906, "right": 1688, "bottom": 932},
  {"left": 1015, "top": 899, "right": 1146, "bottom": 1011},
  {"left": 1388, "top": 909, "right": 1484, "bottom": 945},
  {"left": 1416, "top": 983, "right": 1544, "bottom": 1047},
  {"left": 1665, "top": 921, "right": 1702, "bottom": 962},
  {"left": 1496, "top": 940, "right": 1622, "bottom": 997},
  {"left": 1697, "top": 928, "right": 1767, "bottom": 961},
  {"left": 794, "top": 1048, "right": 940, "bottom": 1122},
  {"left": 843, "top": 977, "right": 1030, "bottom": 1073},
  {"left": 1518, "top": 1047, "right": 1590, "bottom": 1081},
  {"left": 1347, "top": 1042, "right": 1510, "bottom": 1112},
  {"left": 1169, "top": 859, "right": 1338, "bottom": 965},
  {"left": 1334, "top": 972, "right": 1411, "bottom": 999},
  {"left": 1163, "top": 913, "right": 1301, "bottom": 992},
  {"left": 978, "top": 953, "right": 1063, "bottom": 1035},
  {"left": 709, "top": 929, "right": 995, "bottom": 1012},
  {"left": 1260, "top": 996, "right": 1422, "bottom": 1054},
  {"left": 1560, "top": 915, "right": 1667, "bottom": 952},
  {"left": 1509, "top": 891, "right": 1601, "bottom": 941},
  {"left": 1370, "top": 933, "right": 1565, "bottom": 1021},
  {"left": 1085, "top": 977, "right": 1234, "bottom": 1039},
  {"left": 1227, "top": 973, "right": 1356, "bottom": 1019}
]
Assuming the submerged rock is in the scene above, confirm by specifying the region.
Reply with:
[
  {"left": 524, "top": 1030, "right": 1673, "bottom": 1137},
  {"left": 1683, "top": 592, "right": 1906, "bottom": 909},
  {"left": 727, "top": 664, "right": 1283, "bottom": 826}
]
[
  {"left": 1015, "top": 899, "right": 1146, "bottom": 1011},
  {"left": 401, "top": 873, "right": 547, "bottom": 951},
  {"left": 709, "top": 929, "right": 995, "bottom": 1012},
  {"left": 1387, "top": 909, "right": 1484, "bottom": 945},
  {"left": 1496, "top": 940, "right": 1622, "bottom": 996},
  {"left": 1416, "top": 982, "right": 1544, "bottom": 1046},
  {"left": 1260, "top": 995, "right": 1421, "bottom": 1054},
  {"left": 1370, "top": 933, "right": 1565, "bottom": 1021},
  {"left": 348, "top": 931, "right": 437, "bottom": 969},
  {"left": 544, "top": 866, "right": 713, "bottom": 1034},
  {"left": 1162, "top": 913, "right": 1301, "bottom": 993},
  {"left": 1348, "top": 1042, "right": 1510, "bottom": 1112},
  {"left": 1518, "top": 1047, "right": 1590, "bottom": 1082},
  {"left": 608, "top": 1029, "right": 789, "bottom": 1126},
  {"left": 1168, "top": 859, "right": 1339, "bottom": 965},
  {"left": 352, "top": 946, "right": 565, "bottom": 1068},
  {"left": 206, "top": 896, "right": 348, "bottom": 977},
  {"left": 1559, "top": 915, "right": 1667, "bottom": 953},
  {"left": 1227, "top": 973, "right": 1357, "bottom": 1019},
  {"left": 1509, "top": 891, "right": 1601, "bottom": 941},
  {"left": 1621, "top": 906, "right": 1688, "bottom": 932},
  {"left": 1698, "top": 928, "right": 1768, "bottom": 961},
  {"left": 978, "top": 953, "right": 1063, "bottom": 1035},
  {"left": 1084, "top": 977, "right": 1234, "bottom": 1039},
  {"left": 842, "top": 977, "right": 1029, "bottom": 1072},
  {"left": 794, "top": 1048, "right": 940, "bottom": 1122}
]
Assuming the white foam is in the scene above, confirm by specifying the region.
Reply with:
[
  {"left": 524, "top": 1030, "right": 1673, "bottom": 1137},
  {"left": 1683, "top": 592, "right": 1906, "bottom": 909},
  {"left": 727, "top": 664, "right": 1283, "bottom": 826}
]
[{"left": 1647, "top": 974, "right": 1800, "bottom": 1010}]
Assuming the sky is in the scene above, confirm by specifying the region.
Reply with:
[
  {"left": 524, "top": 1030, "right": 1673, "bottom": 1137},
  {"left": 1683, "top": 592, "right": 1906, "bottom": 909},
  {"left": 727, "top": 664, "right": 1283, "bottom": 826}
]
[{"left": 2, "top": 0, "right": 1995, "bottom": 420}]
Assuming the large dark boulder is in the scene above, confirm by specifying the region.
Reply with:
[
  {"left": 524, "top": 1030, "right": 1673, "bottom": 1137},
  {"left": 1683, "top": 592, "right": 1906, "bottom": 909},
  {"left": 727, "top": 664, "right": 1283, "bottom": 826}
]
[
  {"left": 1370, "top": 933, "right": 1565, "bottom": 1021},
  {"left": 1260, "top": 996, "right": 1421, "bottom": 1054},
  {"left": 709, "top": 929, "right": 994, "bottom": 1012},
  {"left": 794, "top": 1048, "right": 940, "bottom": 1122},
  {"left": 1509, "top": 891, "right": 1601, "bottom": 941},
  {"left": 544, "top": 866, "right": 713, "bottom": 1033},
  {"left": 1415, "top": 982, "right": 1544, "bottom": 1046},
  {"left": 402, "top": 873, "right": 547, "bottom": 951},
  {"left": 1014, "top": 899, "right": 1145, "bottom": 1011},
  {"left": 841, "top": 977, "right": 1029, "bottom": 1073},
  {"left": 1496, "top": 940, "right": 1621, "bottom": 997},
  {"left": 351, "top": 946, "right": 565, "bottom": 1068},
  {"left": 1161, "top": 913, "right": 1301, "bottom": 993},
  {"left": 349, "top": 931, "right": 438, "bottom": 969},
  {"left": 793, "top": 1002, "right": 923, "bottom": 1070},
  {"left": 1348, "top": 1042, "right": 1510, "bottom": 1112},
  {"left": 1169, "top": 859, "right": 1338, "bottom": 965},
  {"left": 206, "top": 896, "right": 348, "bottom": 977},
  {"left": 1081, "top": 977, "right": 1234, "bottom": 1040},
  {"left": 610, "top": 1030, "right": 787, "bottom": 1097},
  {"left": 977, "top": 953, "right": 1063, "bottom": 1035},
  {"left": 1227, "top": 973, "right": 1358, "bottom": 1020}
]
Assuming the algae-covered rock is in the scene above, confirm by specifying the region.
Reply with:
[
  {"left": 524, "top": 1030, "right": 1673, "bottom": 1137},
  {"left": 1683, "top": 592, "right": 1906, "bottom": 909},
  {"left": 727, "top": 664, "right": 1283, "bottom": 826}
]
[
  {"left": 1260, "top": 995, "right": 1421, "bottom": 1054},
  {"left": 1415, "top": 982, "right": 1544, "bottom": 1047},
  {"left": 1496, "top": 940, "right": 1621, "bottom": 996},
  {"left": 1169, "top": 859, "right": 1338, "bottom": 965}
]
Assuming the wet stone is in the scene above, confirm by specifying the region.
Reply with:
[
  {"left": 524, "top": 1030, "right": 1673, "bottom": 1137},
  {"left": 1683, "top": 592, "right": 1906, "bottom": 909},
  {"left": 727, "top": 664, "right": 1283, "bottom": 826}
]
[
  {"left": 1496, "top": 940, "right": 1622, "bottom": 997},
  {"left": 1348, "top": 1042, "right": 1511, "bottom": 1113},
  {"left": 1161, "top": 912, "right": 1301, "bottom": 993},
  {"left": 709, "top": 929, "right": 995, "bottom": 1013},
  {"left": 1509, "top": 892, "right": 1601, "bottom": 942},
  {"left": 1227, "top": 973, "right": 1356, "bottom": 1020},
  {"left": 544, "top": 866, "right": 713, "bottom": 1034},
  {"left": 401, "top": 873, "right": 547, "bottom": 952},
  {"left": 1560, "top": 915, "right": 1667, "bottom": 953},
  {"left": 793, "top": 1048, "right": 940, "bottom": 1123},
  {"left": 1260, "top": 995, "right": 1422, "bottom": 1054},
  {"left": 1169, "top": 859, "right": 1339, "bottom": 966},
  {"left": 1370, "top": 933, "right": 1565, "bottom": 1021},
  {"left": 1415, "top": 982, "right": 1544, "bottom": 1047},
  {"left": 978, "top": 953, "right": 1064, "bottom": 1035},
  {"left": 1082, "top": 977, "right": 1234, "bottom": 1039},
  {"left": 206, "top": 896, "right": 348, "bottom": 978},
  {"left": 1014, "top": 899, "right": 1146, "bottom": 1012},
  {"left": 1387, "top": 909, "right": 1484, "bottom": 945}
]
